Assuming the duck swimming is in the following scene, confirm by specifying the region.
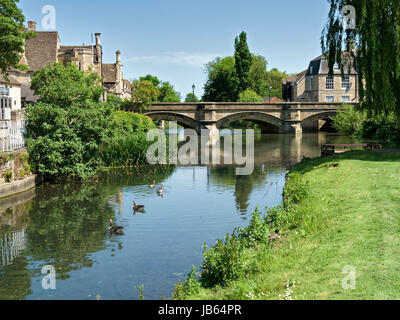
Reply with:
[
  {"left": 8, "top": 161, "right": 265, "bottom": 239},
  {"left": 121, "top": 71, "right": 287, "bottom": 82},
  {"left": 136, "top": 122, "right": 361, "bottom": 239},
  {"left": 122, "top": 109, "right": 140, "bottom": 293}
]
[
  {"left": 133, "top": 200, "right": 145, "bottom": 211},
  {"left": 109, "top": 219, "right": 124, "bottom": 234},
  {"left": 157, "top": 184, "right": 164, "bottom": 195},
  {"left": 149, "top": 181, "right": 156, "bottom": 189}
]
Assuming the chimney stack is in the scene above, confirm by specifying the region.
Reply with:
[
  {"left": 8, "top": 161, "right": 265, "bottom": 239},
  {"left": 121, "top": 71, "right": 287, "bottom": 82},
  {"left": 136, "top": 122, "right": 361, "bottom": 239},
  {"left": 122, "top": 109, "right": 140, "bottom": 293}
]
[
  {"left": 116, "top": 50, "right": 121, "bottom": 64},
  {"left": 28, "top": 21, "right": 37, "bottom": 31},
  {"left": 348, "top": 39, "right": 355, "bottom": 54},
  {"left": 95, "top": 33, "right": 101, "bottom": 46}
]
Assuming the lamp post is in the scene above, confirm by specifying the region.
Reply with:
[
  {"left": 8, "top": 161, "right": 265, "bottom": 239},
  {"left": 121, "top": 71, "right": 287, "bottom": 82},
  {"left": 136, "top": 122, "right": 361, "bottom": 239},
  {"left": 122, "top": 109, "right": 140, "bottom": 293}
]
[
  {"left": 269, "top": 86, "right": 272, "bottom": 103},
  {"left": 192, "top": 84, "right": 196, "bottom": 102}
]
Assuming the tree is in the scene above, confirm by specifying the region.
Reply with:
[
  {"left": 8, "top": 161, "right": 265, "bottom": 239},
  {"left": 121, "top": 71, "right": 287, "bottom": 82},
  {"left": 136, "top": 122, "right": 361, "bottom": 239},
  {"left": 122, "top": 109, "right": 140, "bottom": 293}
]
[
  {"left": 140, "top": 74, "right": 161, "bottom": 87},
  {"left": 267, "top": 68, "right": 288, "bottom": 99},
  {"left": 130, "top": 79, "right": 159, "bottom": 113},
  {"left": 249, "top": 55, "right": 270, "bottom": 97},
  {"left": 158, "top": 81, "right": 181, "bottom": 102},
  {"left": 185, "top": 93, "right": 199, "bottom": 102},
  {"left": 237, "top": 89, "right": 263, "bottom": 103},
  {"left": 0, "top": 0, "right": 34, "bottom": 75},
  {"left": 30, "top": 63, "right": 104, "bottom": 105},
  {"left": 138, "top": 74, "right": 181, "bottom": 102},
  {"left": 203, "top": 56, "right": 238, "bottom": 102},
  {"left": 26, "top": 63, "right": 113, "bottom": 181},
  {"left": 234, "top": 32, "right": 252, "bottom": 95},
  {"left": 322, "top": 1, "right": 400, "bottom": 116}
]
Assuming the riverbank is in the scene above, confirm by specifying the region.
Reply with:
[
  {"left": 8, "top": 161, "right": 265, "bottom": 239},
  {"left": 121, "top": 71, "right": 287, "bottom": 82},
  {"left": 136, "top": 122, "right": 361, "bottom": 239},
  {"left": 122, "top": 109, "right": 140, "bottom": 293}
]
[{"left": 176, "top": 151, "right": 400, "bottom": 300}]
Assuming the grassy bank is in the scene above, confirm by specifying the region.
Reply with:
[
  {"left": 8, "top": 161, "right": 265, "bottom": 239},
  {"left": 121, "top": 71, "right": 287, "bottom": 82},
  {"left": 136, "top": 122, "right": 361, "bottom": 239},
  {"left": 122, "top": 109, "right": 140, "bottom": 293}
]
[{"left": 175, "top": 151, "right": 400, "bottom": 300}]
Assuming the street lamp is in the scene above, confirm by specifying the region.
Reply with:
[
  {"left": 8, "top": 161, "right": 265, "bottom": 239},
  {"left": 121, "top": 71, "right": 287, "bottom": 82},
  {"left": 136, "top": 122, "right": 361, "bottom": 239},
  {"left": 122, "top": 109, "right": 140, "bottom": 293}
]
[{"left": 269, "top": 86, "right": 272, "bottom": 103}]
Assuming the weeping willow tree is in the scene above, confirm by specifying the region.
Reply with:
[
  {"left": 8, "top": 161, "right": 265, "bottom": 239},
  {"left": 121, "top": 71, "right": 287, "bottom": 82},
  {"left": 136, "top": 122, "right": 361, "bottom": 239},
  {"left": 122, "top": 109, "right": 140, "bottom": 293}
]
[{"left": 322, "top": 0, "right": 400, "bottom": 117}]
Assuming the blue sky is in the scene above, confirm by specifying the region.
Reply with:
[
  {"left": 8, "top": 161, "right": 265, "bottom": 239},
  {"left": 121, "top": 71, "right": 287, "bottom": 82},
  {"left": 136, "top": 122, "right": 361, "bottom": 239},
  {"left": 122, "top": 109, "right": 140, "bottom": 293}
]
[{"left": 19, "top": 0, "right": 331, "bottom": 99}]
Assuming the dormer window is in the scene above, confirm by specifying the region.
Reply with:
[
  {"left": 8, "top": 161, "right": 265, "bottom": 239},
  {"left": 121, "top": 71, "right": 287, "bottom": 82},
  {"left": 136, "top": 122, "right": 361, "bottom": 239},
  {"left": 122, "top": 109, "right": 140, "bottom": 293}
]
[
  {"left": 334, "top": 62, "right": 340, "bottom": 69},
  {"left": 310, "top": 66, "right": 313, "bottom": 74}
]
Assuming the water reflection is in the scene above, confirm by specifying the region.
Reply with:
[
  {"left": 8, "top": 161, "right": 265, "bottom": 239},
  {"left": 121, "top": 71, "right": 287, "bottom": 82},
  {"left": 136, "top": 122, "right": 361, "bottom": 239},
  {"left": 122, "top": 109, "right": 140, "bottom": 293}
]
[{"left": 0, "top": 133, "right": 373, "bottom": 300}]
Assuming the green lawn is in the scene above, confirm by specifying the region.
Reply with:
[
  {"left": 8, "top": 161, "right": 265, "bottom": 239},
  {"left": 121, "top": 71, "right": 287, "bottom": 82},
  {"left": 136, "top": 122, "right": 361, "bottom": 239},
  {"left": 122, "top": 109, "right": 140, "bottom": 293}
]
[{"left": 182, "top": 151, "right": 400, "bottom": 300}]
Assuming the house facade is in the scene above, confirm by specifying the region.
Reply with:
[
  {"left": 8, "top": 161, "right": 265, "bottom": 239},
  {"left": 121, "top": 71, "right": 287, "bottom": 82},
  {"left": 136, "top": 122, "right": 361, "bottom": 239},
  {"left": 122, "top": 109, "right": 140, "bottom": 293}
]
[
  {"left": 283, "top": 53, "right": 358, "bottom": 103},
  {"left": 1, "top": 21, "right": 132, "bottom": 106}
]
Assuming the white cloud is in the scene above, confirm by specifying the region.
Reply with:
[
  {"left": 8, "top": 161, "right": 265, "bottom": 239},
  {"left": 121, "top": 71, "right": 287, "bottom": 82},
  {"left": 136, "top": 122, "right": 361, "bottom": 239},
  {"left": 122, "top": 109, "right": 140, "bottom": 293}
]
[{"left": 127, "top": 52, "right": 220, "bottom": 67}]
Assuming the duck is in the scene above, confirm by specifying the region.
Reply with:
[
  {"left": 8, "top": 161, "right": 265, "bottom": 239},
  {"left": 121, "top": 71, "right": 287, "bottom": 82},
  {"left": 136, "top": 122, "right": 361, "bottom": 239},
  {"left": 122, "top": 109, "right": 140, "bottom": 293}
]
[
  {"left": 109, "top": 219, "right": 124, "bottom": 234},
  {"left": 157, "top": 184, "right": 164, "bottom": 195},
  {"left": 268, "top": 229, "right": 281, "bottom": 242},
  {"left": 149, "top": 181, "right": 156, "bottom": 189},
  {"left": 133, "top": 200, "right": 145, "bottom": 211}
]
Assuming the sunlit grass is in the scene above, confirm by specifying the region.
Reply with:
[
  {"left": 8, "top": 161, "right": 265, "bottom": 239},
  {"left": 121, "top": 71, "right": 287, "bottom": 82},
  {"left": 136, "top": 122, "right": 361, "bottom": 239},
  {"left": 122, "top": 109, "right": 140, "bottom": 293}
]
[{"left": 181, "top": 151, "right": 400, "bottom": 300}]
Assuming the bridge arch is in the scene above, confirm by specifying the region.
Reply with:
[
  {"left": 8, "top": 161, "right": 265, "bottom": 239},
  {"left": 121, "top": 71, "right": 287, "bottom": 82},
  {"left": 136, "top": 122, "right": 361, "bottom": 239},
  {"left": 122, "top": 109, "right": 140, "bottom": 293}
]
[
  {"left": 301, "top": 111, "right": 338, "bottom": 132},
  {"left": 145, "top": 112, "right": 200, "bottom": 131},
  {"left": 216, "top": 112, "right": 285, "bottom": 133}
]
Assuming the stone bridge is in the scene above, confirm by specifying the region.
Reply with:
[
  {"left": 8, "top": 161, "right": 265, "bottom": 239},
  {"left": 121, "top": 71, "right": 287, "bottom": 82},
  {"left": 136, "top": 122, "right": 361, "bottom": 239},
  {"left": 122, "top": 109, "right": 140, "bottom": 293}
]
[{"left": 145, "top": 102, "right": 351, "bottom": 134}]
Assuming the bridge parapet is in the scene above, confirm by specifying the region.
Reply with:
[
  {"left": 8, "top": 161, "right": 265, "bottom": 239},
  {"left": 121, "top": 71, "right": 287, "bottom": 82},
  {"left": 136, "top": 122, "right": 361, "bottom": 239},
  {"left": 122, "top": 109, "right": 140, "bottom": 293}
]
[{"left": 145, "top": 102, "right": 355, "bottom": 134}]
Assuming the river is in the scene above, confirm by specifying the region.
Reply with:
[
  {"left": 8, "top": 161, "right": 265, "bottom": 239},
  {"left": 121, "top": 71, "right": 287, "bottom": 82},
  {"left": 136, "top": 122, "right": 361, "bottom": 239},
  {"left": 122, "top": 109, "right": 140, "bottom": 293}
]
[{"left": 0, "top": 133, "right": 368, "bottom": 300}]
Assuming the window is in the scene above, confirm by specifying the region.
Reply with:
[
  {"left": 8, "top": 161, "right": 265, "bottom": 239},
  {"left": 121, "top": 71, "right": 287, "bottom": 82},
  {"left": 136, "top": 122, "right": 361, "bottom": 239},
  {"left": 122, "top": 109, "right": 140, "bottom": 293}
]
[
  {"left": 326, "top": 96, "right": 335, "bottom": 102},
  {"left": 310, "top": 66, "right": 313, "bottom": 74},
  {"left": 0, "top": 86, "right": 9, "bottom": 96},
  {"left": 334, "top": 62, "right": 340, "bottom": 69},
  {"left": 342, "top": 96, "right": 350, "bottom": 102},
  {"left": 342, "top": 76, "right": 350, "bottom": 90},
  {"left": 309, "top": 76, "right": 314, "bottom": 90},
  {"left": 326, "top": 77, "right": 334, "bottom": 90}
]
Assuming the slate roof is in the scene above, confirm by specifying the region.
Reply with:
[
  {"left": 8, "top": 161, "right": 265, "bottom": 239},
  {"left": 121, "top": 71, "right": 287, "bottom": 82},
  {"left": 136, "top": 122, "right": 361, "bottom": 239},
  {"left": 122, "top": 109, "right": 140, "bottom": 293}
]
[
  {"left": 306, "top": 53, "right": 357, "bottom": 76},
  {"left": 25, "top": 31, "right": 59, "bottom": 71}
]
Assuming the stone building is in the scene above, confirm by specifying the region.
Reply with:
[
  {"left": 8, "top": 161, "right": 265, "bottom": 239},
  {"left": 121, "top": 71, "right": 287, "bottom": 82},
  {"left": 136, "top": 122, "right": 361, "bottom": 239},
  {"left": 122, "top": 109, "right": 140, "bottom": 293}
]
[
  {"left": 1, "top": 21, "right": 131, "bottom": 105},
  {"left": 283, "top": 53, "right": 358, "bottom": 103}
]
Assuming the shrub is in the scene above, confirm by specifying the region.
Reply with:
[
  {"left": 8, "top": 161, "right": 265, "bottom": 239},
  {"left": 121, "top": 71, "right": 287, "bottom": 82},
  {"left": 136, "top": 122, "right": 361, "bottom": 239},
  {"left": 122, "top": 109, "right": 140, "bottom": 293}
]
[
  {"left": 283, "top": 173, "right": 309, "bottom": 206},
  {"left": 331, "top": 104, "right": 365, "bottom": 136},
  {"left": 237, "top": 89, "right": 264, "bottom": 103},
  {"left": 112, "top": 111, "right": 155, "bottom": 137},
  {"left": 173, "top": 266, "right": 201, "bottom": 300},
  {"left": 238, "top": 207, "right": 270, "bottom": 248},
  {"left": 201, "top": 231, "right": 245, "bottom": 288}
]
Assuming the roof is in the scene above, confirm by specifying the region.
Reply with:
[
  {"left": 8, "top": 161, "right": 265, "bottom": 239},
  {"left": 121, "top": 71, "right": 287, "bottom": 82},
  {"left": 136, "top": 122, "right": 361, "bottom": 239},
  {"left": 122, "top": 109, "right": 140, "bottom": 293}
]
[
  {"left": 21, "top": 84, "right": 39, "bottom": 102},
  {"left": 25, "top": 31, "right": 59, "bottom": 71},
  {"left": 307, "top": 53, "right": 357, "bottom": 76},
  {"left": 282, "top": 69, "right": 307, "bottom": 85},
  {"left": 102, "top": 64, "right": 117, "bottom": 83},
  {"left": 263, "top": 96, "right": 283, "bottom": 103},
  {"left": 0, "top": 73, "right": 22, "bottom": 86}
]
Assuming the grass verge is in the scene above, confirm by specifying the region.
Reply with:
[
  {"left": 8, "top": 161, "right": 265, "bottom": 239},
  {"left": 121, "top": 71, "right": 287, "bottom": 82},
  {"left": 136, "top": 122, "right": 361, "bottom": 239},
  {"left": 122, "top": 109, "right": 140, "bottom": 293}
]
[{"left": 174, "top": 151, "right": 400, "bottom": 300}]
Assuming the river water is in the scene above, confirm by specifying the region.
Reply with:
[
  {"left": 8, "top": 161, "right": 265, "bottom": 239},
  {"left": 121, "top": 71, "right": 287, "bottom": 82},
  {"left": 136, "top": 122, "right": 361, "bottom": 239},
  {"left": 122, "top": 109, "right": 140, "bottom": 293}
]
[{"left": 0, "top": 133, "right": 367, "bottom": 300}]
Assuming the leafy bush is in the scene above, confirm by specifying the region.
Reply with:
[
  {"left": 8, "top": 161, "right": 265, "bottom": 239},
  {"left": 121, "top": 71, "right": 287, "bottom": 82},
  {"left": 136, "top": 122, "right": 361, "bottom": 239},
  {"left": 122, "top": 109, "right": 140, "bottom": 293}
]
[
  {"left": 201, "top": 231, "right": 245, "bottom": 288},
  {"left": 332, "top": 104, "right": 365, "bottom": 136},
  {"left": 361, "top": 113, "right": 400, "bottom": 141},
  {"left": 112, "top": 111, "right": 155, "bottom": 137},
  {"left": 173, "top": 266, "right": 201, "bottom": 300},
  {"left": 238, "top": 207, "right": 270, "bottom": 248},
  {"left": 237, "top": 89, "right": 264, "bottom": 103},
  {"left": 26, "top": 64, "right": 114, "bottom": 182},
  {"left": 283, "top": 173, "right": 309, "bottom": 206}
]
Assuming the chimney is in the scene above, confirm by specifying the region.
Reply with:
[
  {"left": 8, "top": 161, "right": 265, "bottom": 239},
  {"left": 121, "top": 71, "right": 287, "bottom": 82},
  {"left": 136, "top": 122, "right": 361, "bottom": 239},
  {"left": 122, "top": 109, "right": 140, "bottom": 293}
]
[
  {"left": 28, "top": 21, "right": 37, "bottom": 31},
  {"left": 348, "top": 39, "right": 355, "bottom": 54},
  {"left": 95, "top": 33, "right": 101, "bottom": 46},
  {"left": 116, "top": 50, "right": 121, "bottom": 64}
]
